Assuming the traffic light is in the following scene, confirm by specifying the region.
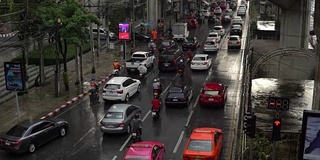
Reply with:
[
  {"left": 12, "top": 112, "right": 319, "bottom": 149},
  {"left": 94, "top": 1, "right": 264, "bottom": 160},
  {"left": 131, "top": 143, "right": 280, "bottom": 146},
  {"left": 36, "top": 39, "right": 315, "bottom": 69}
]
[
  {"left": 243, "top": 113, "right": 256, "bottom": 138},
  {"left": 268, "top": 97, "right": 290, "bottom": 110},
  {"left": 272, "top": 118, "right": 282, "bottom": 141}
]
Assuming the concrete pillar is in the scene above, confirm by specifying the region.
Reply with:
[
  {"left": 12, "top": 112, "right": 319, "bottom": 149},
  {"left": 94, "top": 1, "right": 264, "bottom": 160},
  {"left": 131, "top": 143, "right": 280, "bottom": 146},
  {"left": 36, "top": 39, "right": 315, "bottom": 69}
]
[
  {"left": 279, "top": 0, "right": 309, "bottom": 49},
  {"left": 147, "top": 0, "right": 160, "bottom": 29}
]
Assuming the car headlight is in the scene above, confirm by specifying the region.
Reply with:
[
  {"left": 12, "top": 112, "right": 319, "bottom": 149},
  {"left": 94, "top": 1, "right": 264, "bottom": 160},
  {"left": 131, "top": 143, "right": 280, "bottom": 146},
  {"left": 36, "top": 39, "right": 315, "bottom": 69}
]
[{"left": 144, "top": 36, "right": 149, "bottom": 38}]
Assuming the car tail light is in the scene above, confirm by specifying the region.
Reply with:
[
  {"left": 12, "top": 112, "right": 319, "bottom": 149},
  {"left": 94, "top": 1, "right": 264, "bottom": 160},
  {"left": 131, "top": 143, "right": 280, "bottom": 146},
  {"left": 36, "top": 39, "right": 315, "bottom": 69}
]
[
  {"left": 0, "top": 138, "right": 4, "bottom": 143},
  {"left": 117, "top": 90, "right": 123, "bottom": 94},
  {"left": 214, "top": 45, "right": 217, "bottom": 47},
  {"left": 192, "top": 43, "right": 195, "bottom": 46},
  {"left": 228, "top": 41, "right": 232, "bottom": 44},
  {"left": 183, "top": 157, "right": 190, "bottom": 160},
  {"left": 174, "top": 59, "right": 177, "bottom": 65},
  {"left": 182, "top": 43, "right": 186, "bottom": 46},
  {"left": 119, "top": 122, "right": 125, "bottom": 127},
  {"left": 237, "top": 41, "right": 241, "bottom": 44},
  {"left": 203, "top": 62, "right": 208, "bottom": 65},
  {"left": 12, "top": 140, "right": 21, "bottom": 146},
  {"left": 158, "top": 59, "right": 160, "bottom": 63},
  {"left": 99, "top": 121, "right": 104, "bottom": 126},
  {"left": 181, "top": 98, "right": 188, "bottom": 101}
]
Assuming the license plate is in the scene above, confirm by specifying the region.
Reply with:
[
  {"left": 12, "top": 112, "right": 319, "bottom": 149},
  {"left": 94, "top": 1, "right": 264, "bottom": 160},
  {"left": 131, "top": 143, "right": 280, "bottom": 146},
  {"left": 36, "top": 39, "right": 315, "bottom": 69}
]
[
  {"left": 132, "top": 133, "right": 137, "bottom": 136},
  {"left": 107, "top": 125, "right": 114, "bottom": 128},
  {"left": 209, "top": 98, "right": 214, "bottom": 101},
  {"left": 164, "top": 63, "right": 170, "bottom": 66},
  {"left": 5, "top": 141, "right": 10, "bottom": 145},
  {"left": 173, "top": 99, "right": 178, "bottom": 101},
  {"left": 152, "top": 112, "right": 156, "bottom": 116},
  {"left": 131, "top": 69, "right": 135, "bottom": 71}
]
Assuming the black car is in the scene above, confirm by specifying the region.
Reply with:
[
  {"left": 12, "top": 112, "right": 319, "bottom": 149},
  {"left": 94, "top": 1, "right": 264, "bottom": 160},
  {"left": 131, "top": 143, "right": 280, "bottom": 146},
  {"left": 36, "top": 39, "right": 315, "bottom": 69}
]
[
  {"left": 159, "top": 40, "right": 177, "bottom": 53},
  {"left": 208, "top": 15, "right": 219, "bottom": 24},
  {"left": 222, "top": 15, "right": 231, "bottom": 24},
  {"left": 158, "top": 48, "right": 183, "bottom": 72},
  {"left": 230, "top": 24, "right": 243, "bottom": 36},
  {"left": 165, "top": 86, "right": 194, "bottom": 107},
  {"left": 182, "top": 37, "right": 200, "bottom": 51},
  {"left": 133, "top": 32, "right": 151, "bottom": 42},
  {"left": 0, "top": 119, "right": 68, "bottom": 154}
]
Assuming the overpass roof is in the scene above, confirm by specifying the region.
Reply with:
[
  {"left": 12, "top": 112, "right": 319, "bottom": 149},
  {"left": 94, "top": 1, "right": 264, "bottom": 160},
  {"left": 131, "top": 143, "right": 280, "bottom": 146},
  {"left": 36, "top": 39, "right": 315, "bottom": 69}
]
[
  {"left": 267, "top": 0, "right": 300, "bottom": 9},
  {"left": 257, "top": 21, "right": 275, "bottom": 31}
]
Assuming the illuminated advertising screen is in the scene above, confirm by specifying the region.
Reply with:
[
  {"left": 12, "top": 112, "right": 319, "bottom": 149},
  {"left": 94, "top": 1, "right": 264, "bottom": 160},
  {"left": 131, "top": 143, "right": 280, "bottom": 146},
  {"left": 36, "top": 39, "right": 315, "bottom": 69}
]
[
  {"left": 4, "top": 62, "right": 25, "bottom": 91},
  {"left": 300, "top": 110, "right": 320, "bottom": 159},
  {"left": 118, "top": 23, "right": 130, "bottom": 40}
]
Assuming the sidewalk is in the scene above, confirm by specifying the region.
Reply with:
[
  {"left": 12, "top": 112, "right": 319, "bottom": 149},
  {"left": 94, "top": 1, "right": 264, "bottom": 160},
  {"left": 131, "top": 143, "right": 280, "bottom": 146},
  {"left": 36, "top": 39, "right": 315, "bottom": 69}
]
[{"left": 0, "top": 44, "right": 123, "bottom": 134}]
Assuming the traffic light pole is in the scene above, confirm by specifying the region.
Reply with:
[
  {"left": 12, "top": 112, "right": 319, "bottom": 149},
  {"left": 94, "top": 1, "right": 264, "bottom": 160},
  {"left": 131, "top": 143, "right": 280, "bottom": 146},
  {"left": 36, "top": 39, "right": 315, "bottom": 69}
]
[{"left": 272, "top": 111, "right": 280, "bottom": 160}]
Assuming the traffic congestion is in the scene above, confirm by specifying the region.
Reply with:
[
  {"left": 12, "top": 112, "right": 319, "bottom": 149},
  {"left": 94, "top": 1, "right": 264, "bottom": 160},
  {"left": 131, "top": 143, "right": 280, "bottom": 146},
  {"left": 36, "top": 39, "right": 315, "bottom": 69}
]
[{"left": 0, "top": 0, "right": 248, "bottom": 159}]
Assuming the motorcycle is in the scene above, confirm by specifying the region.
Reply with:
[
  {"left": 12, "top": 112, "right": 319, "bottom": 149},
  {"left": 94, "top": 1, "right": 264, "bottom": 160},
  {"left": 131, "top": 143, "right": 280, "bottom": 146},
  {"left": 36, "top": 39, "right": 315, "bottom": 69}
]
[
  {"left": 88, "top": 87, "right": 99, "bottom": 100},
  {"left": 113, "top": 69, "right": 119, "bottom": 76},
  {"left": 151, "top": 109, "right": 160, "bottom": 119},
  {"left": 132, "top": 129, "right": 142, "bottom": 143},
  {"left": 178, "top": 69, "right": 184, "bottom": 77},
  {"left": 187, "top": 57, "right": 191, "bottom": 63}
]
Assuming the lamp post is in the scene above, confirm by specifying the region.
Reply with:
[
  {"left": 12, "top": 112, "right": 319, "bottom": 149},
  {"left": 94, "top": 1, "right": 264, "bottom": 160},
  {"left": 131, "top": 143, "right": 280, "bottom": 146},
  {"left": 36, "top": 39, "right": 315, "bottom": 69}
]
[{"left": 54, "top": 17, "right": 62, "bottom": 97}]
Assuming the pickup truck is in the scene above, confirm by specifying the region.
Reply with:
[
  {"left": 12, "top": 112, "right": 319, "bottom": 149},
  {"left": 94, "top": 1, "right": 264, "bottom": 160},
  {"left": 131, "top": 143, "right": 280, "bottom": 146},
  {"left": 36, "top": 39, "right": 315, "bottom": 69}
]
[{"left": 125, "top": 51, "right": 155, "bottom": 72}]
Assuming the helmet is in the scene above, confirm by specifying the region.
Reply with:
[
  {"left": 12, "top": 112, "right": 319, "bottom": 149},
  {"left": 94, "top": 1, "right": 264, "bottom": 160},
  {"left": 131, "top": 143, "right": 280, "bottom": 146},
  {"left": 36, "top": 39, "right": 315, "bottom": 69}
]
[
  {"left": 157, "top": 78, "right": 160, "bottom": 82},
  {"left": 134, "top": 113, "right": 140, "bottom": 119},
  {"left": 150, "top": 40, "right": 153, "bottom": 43},
  {"left": 154, "top": 79, "right": 157, "bottom": 82},
  {"left": 114, "top": 59, "right": 118, "bottom": 62},
  {"left": 180, "top": 59, "right": 183, "bottom": 63},
  {"left": 91, "top": 77, "right": 95, "bottom": 81}
]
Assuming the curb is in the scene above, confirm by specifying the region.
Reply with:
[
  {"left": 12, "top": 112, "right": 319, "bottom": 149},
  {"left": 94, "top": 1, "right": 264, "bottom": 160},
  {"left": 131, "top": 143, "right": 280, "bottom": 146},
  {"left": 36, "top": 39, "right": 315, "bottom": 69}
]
[{"left": 40, "top": 73, "right": 113, "bottom": 119}]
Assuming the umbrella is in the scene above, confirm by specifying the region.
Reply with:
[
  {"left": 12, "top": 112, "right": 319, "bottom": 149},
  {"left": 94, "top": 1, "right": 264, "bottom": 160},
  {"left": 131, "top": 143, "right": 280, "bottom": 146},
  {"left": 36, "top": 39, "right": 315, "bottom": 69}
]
[{"left": 140, "top": 22, "right": 153, "bottom": 27}]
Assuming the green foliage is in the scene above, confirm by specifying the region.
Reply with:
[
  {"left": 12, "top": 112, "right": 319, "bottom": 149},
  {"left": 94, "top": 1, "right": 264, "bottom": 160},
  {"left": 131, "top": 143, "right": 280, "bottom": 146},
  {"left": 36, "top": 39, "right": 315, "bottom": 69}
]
[{"left": 109, "top": 6, "right": 126, "bottom": 33}]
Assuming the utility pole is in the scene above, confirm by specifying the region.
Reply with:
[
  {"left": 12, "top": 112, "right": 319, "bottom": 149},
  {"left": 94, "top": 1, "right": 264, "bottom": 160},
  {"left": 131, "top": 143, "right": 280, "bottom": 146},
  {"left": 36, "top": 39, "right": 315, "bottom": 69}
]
[
  {"left": 75, "top": 46, "right": 80, "bottom": 85},
  {"left": 97, "top": 0, "right": 101, "bottom": 57},
  {"left": 313, "top": 0, "right": 320, "bottom": 110},
  {"left": 105, "top": 1, "right": 110, "bottom": 53},
  {"left": 132, "top": 0, "right": 136, "bottom": 48},
  {"left": 22, "top": 0, "right": 29, "bottom": 93},
  {"left": 88, "top": 0, "right": 96, "bottom": 73}
]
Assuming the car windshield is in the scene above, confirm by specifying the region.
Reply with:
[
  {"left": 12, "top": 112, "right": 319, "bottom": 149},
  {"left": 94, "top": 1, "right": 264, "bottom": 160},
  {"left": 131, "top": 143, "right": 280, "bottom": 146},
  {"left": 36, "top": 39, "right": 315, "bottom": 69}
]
[
  {"left": 160, "top": 55, "right": 174, "bottom": 61},
  {"left": 105, "top": 112, "right": 123, "bottom": 119},
  {"left": 204, "top": 90, "right": 220, "bottom": 96},
  {"left": 193, "top": 57, "right": 206, "bottom": 61},
  {"left": 187, "top": 140, "right": 212, "bottom": 152},
  {"left": 230, "top": 37, "right": 239, "bottom": 41},
  {"left": 6, "top": 125, "right": 28, "bottom": 137},
  {"left": 167, "top": 92, "right": 184, "bottom": 98},
  {"left": 232, "top": 25, "right": 241, "bottom": 29},
  {"left": 162, "top": 41, "right": 170, "bottom": 46},
  {"left": 105, "top": 84, "right": 120, "bottom": 90}
]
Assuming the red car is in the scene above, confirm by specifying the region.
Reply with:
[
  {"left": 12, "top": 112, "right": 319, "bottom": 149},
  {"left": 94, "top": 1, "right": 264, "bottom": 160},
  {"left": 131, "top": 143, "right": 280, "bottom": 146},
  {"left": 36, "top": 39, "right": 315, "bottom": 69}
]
[
  {"left": 220, "top": 2, "right": 227, "bottom": 10},
  {"left": 199, "top": 82, "right": 227, "bottom": 106},
  {"left": 123, "top": 141, "right": 165, "bottom": 160},
  {"left": 187, "top": 19, "right": 199, "bottom": 29}
]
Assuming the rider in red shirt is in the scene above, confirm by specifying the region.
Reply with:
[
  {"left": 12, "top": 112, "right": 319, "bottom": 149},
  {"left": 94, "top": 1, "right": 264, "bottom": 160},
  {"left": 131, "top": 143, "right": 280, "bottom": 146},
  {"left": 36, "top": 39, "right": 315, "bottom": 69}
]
[
  {"left": 187, "top": 49, "right": 193, "bottom": 60},
  {"left": 90, "top": 77, "right": 98, "bottom": 92},
  {"left": 151, "top": 96, "right": 161, "bottom": 111}
]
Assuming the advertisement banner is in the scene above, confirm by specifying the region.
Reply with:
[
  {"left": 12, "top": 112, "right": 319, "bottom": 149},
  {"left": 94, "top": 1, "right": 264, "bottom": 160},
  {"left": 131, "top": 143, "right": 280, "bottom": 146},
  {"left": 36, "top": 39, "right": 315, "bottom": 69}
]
[
  {"left": 300, "top": 110, "right": 320, "bottom": 159},
  {"left": 4, "top": 62, "right": 25, "bottom": 91},
  {"left": 118, "top": 23, "right": 130, "bottom": 40}
]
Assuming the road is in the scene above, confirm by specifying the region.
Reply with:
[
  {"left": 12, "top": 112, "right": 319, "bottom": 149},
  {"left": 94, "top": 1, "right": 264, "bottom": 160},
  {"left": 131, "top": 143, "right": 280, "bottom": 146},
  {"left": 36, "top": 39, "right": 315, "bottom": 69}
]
[{"left": 0, "top": 13, "right": 248, "bottom": 160}]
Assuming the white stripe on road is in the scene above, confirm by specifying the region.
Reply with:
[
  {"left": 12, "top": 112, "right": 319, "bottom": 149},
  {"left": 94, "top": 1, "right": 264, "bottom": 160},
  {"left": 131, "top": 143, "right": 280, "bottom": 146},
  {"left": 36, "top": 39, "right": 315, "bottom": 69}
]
[
  {"left": 185, "top": 110, "right": 194, "bottom": 127},
  {"left": 142, "top": 110, "right": 151, "bottom": 122},
  {"left": 72, "top": 127, "right": 94, "bottom": 148},
  {"left": 119, "top": 135, "right": 132, "bottom": 151},
  {"left": 173, "top": 131, "right": 185, "bottom": 153},
  {"left": 112, "top": 156, "right": 117, "bottom": 160}
]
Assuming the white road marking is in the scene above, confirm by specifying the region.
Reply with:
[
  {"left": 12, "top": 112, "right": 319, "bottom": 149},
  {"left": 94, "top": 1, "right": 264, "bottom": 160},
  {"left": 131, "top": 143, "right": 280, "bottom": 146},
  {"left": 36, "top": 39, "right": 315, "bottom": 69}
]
[
  {"left": 72, "top": 127, "right": 94, "bottom": 148},
  {"left": 142, "top": 110, "right": 151, "bottom": 122},
  {"left": 173, "top": 131, "right": 185, "bottom": 153},
  {"left": 112, "top": 156, "right": 117, "bottom": 160},
  {"left": 193, "top": 95, "right": 200, "bottom": 108},
  {"left": 185, "top": 110, "right": 194, "bottom": 127},
  {"left": 119, "top": 135, "right": 132, "bottom": 151}
]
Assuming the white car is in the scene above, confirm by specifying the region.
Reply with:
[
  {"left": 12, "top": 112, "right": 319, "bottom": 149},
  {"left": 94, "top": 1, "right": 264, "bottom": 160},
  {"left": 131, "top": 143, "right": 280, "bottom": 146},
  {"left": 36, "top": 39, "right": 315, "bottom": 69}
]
[
  {"left": 228, "top": 35, "right": 241, "bottom": 49},
  {"left": 232, "top": 19, "right": 243, "bottom": 26},
  {"left": 239, "top": 4, "right": 246, "bottom": 10},
  {"left": 207, "top": 32, "right": 221, "bottom": 42},
  {"left": 214, "top": 7, "right": 222, "bottom": 15},
  {"left": 237, "top": 8, "right": 246, "bottom": 16},
  {"left": 202, "top": 10, "right": 210, "bottom": 17},
  {"left": 203, "top": 39, "right": 220, "bottom": 53},
  {"left": 212, "top": 26, "right": 225, "bottom": 36},
  {"left": 191, "top": 54, "right": 212, "bottom": 70},
  {"left": 103, "top": 77, "right": 141, "bottom": 102}
]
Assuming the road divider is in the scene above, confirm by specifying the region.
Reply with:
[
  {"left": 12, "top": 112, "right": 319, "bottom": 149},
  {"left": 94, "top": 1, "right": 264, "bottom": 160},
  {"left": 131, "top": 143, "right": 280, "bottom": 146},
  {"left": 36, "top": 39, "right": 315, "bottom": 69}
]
[{"left": 173, "top": 131, "right": 185, "bottom": 153}]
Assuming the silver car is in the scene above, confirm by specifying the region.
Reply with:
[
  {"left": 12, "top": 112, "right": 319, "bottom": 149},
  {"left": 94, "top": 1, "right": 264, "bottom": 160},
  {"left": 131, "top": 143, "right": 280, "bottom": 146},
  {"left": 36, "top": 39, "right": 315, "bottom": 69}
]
[
  {"left": 204, "top": 39, "right": 220, "bottom": 53},
  {"left": 228, "top": 35, "right": 241, "bottom": 49},
  {"left": 99, "top": 104, "right": 141, "bottom": 134}
]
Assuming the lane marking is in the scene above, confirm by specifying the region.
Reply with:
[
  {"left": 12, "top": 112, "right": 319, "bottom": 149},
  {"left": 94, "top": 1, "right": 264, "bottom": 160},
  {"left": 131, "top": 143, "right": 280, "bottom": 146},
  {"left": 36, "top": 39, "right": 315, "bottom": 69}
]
[
  {"left": 193, "top": 95, "right": 200, "bottom": 108},
  {"left": 72, "top": 127, "right": 94, "bottom": 148},
  {"left": 119, "top": 135, "right": 132, "bottom": 151},
  {"left": 185, "top": 110, "right": 194, "bottom": 127},
  {"left": 173, "top": 131, "right": 185, "bottom": 153},
  {"left": 112, "top": 156, "right": 117, "bottom": 160},
  {"left": 142, "top": 110, "right": 151, "bottom": 122}
]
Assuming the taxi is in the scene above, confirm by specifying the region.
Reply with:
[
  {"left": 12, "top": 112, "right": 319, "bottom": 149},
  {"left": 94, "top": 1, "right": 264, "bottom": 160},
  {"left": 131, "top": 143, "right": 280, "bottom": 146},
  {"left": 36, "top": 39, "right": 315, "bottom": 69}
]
[
  {"left": 123, "top": 141, "right": 165, "bottom": 160},
  {"left": 183, "top": 128, "right": 223, "bottom": 160}
]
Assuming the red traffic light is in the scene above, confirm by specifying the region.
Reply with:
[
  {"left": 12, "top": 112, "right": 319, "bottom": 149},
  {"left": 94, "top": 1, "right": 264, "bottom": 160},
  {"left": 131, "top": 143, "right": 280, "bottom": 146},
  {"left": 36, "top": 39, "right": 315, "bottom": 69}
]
[{"left": 274, "top": 120, "right": 281, "bottom": 126}]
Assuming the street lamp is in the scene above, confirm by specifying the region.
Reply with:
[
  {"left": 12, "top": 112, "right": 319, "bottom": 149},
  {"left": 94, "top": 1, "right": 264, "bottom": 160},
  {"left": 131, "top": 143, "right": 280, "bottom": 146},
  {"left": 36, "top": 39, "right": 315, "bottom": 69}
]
[{"left": 54, "top": 17, "right": 62, "bottom": 97}]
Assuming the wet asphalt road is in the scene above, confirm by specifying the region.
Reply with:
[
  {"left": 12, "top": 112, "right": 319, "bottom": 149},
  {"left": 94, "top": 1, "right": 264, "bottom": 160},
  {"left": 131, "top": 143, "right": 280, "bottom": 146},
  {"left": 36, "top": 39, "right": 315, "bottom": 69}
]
[{"left": 0, "top": 14, "right": 248, "bottom": 160}]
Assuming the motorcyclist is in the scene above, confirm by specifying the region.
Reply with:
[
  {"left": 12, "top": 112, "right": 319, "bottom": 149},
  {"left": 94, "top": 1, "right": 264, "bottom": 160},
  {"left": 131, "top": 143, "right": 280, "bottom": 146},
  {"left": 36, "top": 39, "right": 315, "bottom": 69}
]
[
  {"left": 137, "top": 64, "right": 147, "bottom": 76},
  {"left": 151, "top": 95, "right": 161, "bottom": 113},
  {"left": 177, "top": 59, "right": 185, "bottom": 71},
  {"left": 153, "top": 79, "right": 161, "bottom": 94},
  {"left": 148, "top": 40, "right": 156, "bottom": 51},
  {"left": 187, "top": 49, "right": 193, "bottom": 60},
  {"left": 90, "top": 77, "right": 99, "bottom": 94},
  {"left": 113, "top": 59, "right": 121, "bottom": 70},
  {"left": 131, "top": 113, "right": 142, "bottom": 134}
]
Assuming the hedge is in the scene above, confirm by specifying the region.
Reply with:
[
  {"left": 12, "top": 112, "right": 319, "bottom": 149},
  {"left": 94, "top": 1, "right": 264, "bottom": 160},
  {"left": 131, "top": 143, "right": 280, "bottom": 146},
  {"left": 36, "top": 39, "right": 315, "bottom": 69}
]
[{"left": 11, "top": 43, "right": 91, "bottom": 66}]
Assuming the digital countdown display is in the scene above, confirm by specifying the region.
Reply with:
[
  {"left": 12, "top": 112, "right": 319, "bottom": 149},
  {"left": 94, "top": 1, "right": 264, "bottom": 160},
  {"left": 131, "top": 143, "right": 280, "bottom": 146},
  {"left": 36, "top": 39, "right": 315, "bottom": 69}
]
[{"left": 118, "top": 23, "right": 130, "bottom": 40}]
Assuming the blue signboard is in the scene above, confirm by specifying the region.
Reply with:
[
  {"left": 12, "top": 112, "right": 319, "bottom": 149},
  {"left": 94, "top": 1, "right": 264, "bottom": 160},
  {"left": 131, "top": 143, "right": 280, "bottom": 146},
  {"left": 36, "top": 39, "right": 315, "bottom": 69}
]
[{"left": 4, "top": 62, "right": 25, "bottom": 91}]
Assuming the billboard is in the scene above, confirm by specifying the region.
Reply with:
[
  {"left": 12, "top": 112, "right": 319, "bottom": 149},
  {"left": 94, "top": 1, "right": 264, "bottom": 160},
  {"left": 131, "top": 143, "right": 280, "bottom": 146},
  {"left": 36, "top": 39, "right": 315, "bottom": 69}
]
[
  {"left": 118, "top": 23, "right": 130, "bottom": 40},
  {"left": 4, "top": 62, "right": 25, "bottom": 91},
  {"left": 300, "top": 110, "right": 320, "bottom": 159}
]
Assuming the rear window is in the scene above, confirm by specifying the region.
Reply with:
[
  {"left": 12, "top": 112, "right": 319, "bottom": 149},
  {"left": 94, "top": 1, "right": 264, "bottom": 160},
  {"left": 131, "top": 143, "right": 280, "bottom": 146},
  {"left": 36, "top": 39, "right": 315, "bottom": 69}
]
[
  {"left": 193, "top": 57, "right": 205, "bottom": 61},
  {"left": 187, "top": 140, "right": 212, "bottom": 152},
  {"left": 208, "top": 34, "right": 218, "bottom": 37},
  {"left": 230, "top": 37, "right": 239, "bottom": 40},
  {"left": 105, "top": 112, "right": 123, "bottom": 119},
  {"left": 162, "top": 41, "right": 170, "bottom": 46},
  {"left": 232, "top": 25, "right": 241, "bottom": 29},
  {"left": 6, "top": 125, "right": 28, "bottom": 137},
  {"left": 205, "top": 41, "right": 216, "bottom": 45},
  {"left": 167, "top": 92, "right": 184, "bottom": 98},
  {"left": 204, "top": 90, "right": 220, "bottom": 95},
  {"left": 105, "top": 84, "right": 121, "bottom": 90},
  {"left": 214, "top": 27, "right": 222, "bottom": 30},
  {"left": 160, "top": 55, "right": 175, "bottom": 61},
  {"left": 132, "top": 54, "right": 146, "bottom": 58}
]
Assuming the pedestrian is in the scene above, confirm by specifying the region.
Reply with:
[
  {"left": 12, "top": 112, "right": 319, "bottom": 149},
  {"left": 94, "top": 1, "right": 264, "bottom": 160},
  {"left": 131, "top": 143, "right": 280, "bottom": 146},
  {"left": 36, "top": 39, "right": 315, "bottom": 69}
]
[{"left": 152, "top": 29, "right": 158, "bottom": 41}]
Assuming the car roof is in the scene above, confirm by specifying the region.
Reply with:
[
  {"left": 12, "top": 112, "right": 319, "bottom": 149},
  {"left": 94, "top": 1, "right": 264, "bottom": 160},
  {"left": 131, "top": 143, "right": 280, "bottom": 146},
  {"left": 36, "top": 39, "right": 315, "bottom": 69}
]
[
  {"left": 162, "top": 48, "right": 180, "bottom": 55},
  {"left": 107, "top": 104, "right": 132, "bottom": 112},
  {"left": 17, "top": 119, "right": 51, "bottom": 128},
  {"left": 190, "top": 128, "right": 220, "bottom": 140},
  {"left": 169, "top": 86, "right": 184, "bottom": 92},
  {"left": 133, "top": 51, "right": 148, "bottom": 54},
  {"left": 230, "top": 35, "right": 240, "bottom": 38},
  {"left": 194, "top": 54, "right": 208, "bottom": 57},
  {"left": 106, "top": 77, "right": 129, "bottom": 84},
  {"left": 232, "top": 24, "right": 242, "bottom": 27},
  {"left": 209, "top": 32, "right": 219, "bottom": 35},
  {"left": 203, "top": 82, "right": 223, "bottom": 90},
  {"left": 213, "top": 26, "right": 223, "bottom": 29},
  {"left": 126, "top": 141, "right": 164, "bottom": 156}
]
